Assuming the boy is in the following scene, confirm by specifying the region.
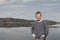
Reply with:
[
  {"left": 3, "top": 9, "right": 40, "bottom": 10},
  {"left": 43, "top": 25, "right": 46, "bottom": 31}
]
[{"left": 31, "top": 11, "right": 49, "bottom": 40}]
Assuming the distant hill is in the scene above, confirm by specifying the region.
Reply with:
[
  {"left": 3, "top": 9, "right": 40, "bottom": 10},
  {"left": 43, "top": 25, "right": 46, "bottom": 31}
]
[
  {"left": 44, "top": 20, "right": 60, "bottom": 25},
  {"left": 0, "top": 18, "right": 60, "bottom": 28}
]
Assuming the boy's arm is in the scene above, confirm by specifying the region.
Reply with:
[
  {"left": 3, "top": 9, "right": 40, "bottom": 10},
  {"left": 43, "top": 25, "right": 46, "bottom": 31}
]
[
  {"left": 44, "top": 21, "right": 49, "bottom": 36},
  {"left": 31, "top": 22, "right": 36, "bottom": 38},
  {"left": 31, "top": 23, "right": 34, "bottom": 34}
]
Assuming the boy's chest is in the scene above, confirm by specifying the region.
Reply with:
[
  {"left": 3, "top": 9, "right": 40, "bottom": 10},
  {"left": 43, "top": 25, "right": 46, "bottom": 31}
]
[{"left": 34, "top": 22, "right": 44, "bottom": 29}]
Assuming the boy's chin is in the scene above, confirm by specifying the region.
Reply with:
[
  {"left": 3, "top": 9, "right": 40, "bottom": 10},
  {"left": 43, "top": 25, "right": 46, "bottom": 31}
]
[{"left": 37, "top": 20, "right": 40, "bottom": 21}]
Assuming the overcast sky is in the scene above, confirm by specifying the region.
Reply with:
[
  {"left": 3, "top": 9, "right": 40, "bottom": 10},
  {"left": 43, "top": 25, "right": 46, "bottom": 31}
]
[{"left": 0, "top": 0, "right": 60, "bottom": 21}]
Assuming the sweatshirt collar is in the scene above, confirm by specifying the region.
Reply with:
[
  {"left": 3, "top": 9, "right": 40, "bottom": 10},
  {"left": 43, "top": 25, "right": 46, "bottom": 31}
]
[{"left": 37, "top": 19, "right": 43, "bottom": 22}]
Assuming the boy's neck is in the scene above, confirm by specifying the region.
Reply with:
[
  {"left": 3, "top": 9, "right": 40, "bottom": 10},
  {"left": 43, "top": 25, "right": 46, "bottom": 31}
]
[{"left": 37, "top": 19, "right": 43, "bottom": 22}]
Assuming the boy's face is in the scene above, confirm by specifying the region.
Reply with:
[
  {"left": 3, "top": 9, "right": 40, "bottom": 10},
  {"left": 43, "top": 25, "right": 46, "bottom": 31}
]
[{"left": 35, "top": 13, "right": 41, "bottom": 21}]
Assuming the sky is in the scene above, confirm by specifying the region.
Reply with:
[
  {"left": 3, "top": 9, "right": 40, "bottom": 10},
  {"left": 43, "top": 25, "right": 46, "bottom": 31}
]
[{"left": 0, "top": 0, "right": 60, "bottom": 21}]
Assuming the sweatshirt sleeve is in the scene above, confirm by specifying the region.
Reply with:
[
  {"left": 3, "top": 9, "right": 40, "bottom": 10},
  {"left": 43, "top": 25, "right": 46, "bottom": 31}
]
[
  {"left": 44, "top": 21, "right": 49, "bottom": 36},
  {"left": 31, "top": 22, "right": 34, "bottom": 34}
]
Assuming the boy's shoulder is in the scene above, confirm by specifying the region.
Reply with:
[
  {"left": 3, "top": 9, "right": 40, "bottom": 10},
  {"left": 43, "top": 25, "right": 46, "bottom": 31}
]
[
  {"left": 42, "top": 20, "right": 48, "bottom": 24},
  {"left": 42, "top": 20, "right": 45, "bottom": 22},
  {"left": 33, "top": 20, "right": 36, "bottom": 24}
]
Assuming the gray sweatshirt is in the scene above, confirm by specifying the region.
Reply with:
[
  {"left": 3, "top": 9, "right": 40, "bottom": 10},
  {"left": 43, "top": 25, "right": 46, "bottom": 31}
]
[{"left": 31, "top": 20, "right": 49, "bottom": 39}]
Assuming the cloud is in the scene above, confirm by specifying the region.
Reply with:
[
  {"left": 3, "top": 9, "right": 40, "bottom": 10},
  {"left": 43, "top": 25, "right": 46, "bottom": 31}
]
[
  {"left": 0, "top": 0, "right": 13, "bottom": 4},
  {"left": 21, "top": 0, "right": 32, "bottom": 3},
  {"left": 0, "top": 0, "right": 60, "bottom": 21},
  {"left": 1, "top": 0, "right": 59, "bottom": 4},
  {"left": 14, "top": 0, "right": 34, "bottom": 3},
  {"left": 5, "top": 5, "right": 27, "bottom": 8},
  {"left": 21, "top": 0, "right": 56, "bottom": 3},
  {"left": 0, "top": 0, "right": 7, "bottom": 4},
  {"left": 0, "top": 10, "right": 34, "bottom": 20},
  {"left": 0, "top": 4, "right": 27, "bottom": 11}
]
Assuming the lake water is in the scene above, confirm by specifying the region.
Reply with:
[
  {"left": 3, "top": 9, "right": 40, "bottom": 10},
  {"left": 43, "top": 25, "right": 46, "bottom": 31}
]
[{"left": 0, "top": 25, "right": 60, "bottom": 40}]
